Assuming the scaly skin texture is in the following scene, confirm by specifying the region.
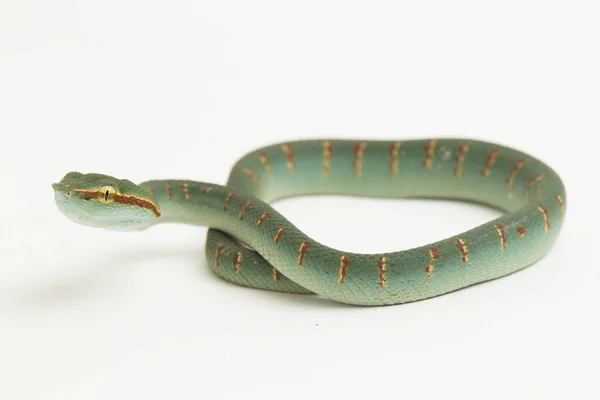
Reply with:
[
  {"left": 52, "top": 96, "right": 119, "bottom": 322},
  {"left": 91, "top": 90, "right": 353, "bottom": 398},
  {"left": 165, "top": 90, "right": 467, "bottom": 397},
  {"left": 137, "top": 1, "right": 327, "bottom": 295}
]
[{"left": 54, "top": 139, "right": 566, "bottom": 306}]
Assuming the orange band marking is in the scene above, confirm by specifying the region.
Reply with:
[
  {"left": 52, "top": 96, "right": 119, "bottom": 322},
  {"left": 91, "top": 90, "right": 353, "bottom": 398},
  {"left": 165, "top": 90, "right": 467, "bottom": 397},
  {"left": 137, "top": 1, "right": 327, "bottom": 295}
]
[
  {"left": 214, "top": 244, "right": 225, "bottom": 267},
  {"left": 423, "top": 139, "right": 437, "bottom": 169},
  {"left": 425, "top": 264, "right": 434, "bottom": 278},
  {"left": 338, "top": 255, "right": 351, "bottom": 283},
  {"left": 238, "top": 201, "right": 254, "bottom": 220},
  {"left": 232, "top": 252, "right": 243, "bottom": 273},
  {"left": 166, "top": 183, "right": 173, "bottom": 201},
  {"left": 429, "top": 247, "right": 440, "bottom": 260},
  {"left": 424, "top": 140, "right": 436, "bottom": 169},
  {"left": 425, "top": 246, "right": 441, "bottom": 277},
  {"left": 537, "top": 206, "right": 550, "bottom": 234},
  {"left": 241, "top": 168, "right": 263, "bottom": 196},
  {"left": 274, "top": 228, "right": 285, "bottom": 244},
  {"left": 222, "top": 192, "right": 235, "bottom": 211},
  {"left": 517, "top": 225, "right": 526, "bottom": 238},
  {"left": 281, "top": 143, "right": 295, "bottom": 172},
  {"left": 554, "top": 195, "right": 564, "bottom": 219},
  {"left": 389, "top": 141, "right": 401, "bottom": 178},
  {"left": 506, "top": 159, "right": 525, "bottom": 189},
  {"left": 524, "top": 174, "right": 544, "bottom": 198},
  {"left": 297, "top": 242, "right": 312, "bottom": 265},
  {"left": 257, "top": 213, "right": 272, "bottom": 227},
  {"left": 323, "top": 140, "right": 332, "bottom": 176},
  {"left": 257, "top": 152, "right": 273, "bottom": 179},
  {"left": 181, "top": 183, "right": 189, "bottom": 200},
  {"left": 273, "top": 268, "right": 281, "bottom": 281},
  {"left": 454, "top": 144, "right": 470, "bottom": 177},
  {"left": 494, "top": 223, "right": 507, "bottom": 251},
  {"left": 352, "top": 142, "right": 367, "bottom": 178},
  {"left": 482, "top": 147, "right": 501, "bottom": 177},
  {"left": 377, "top": 257, "right": 387, "bottom": 288},
  {"left": 456, "top": 239, "right": 469, "bottom": 262}
]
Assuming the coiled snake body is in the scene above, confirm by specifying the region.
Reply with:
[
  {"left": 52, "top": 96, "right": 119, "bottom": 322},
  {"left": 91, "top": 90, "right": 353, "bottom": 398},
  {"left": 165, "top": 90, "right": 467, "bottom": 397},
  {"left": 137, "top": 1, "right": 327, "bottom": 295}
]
[{"left": 53, "top": 139, "right": 566, "bottom": 306}]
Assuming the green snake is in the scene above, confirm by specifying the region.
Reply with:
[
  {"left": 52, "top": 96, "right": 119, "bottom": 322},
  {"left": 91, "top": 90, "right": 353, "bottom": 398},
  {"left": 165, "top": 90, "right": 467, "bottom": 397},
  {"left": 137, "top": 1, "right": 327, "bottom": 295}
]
[{"left": 53, "top": 139, "right": 566, "bottom": 306}]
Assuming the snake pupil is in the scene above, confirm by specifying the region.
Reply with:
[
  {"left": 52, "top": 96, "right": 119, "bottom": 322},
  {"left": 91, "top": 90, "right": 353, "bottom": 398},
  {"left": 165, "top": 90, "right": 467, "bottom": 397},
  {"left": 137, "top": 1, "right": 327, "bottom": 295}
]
[{"left": 104, "top": 190, "right": 109, "bottom": 202}]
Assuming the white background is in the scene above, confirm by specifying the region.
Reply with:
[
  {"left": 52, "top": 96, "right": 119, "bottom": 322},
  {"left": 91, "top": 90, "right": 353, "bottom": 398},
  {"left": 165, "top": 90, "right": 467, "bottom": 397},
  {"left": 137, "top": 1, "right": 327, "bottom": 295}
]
[{"left": 0, "top": 1, "right": 597, "bottom": 399}]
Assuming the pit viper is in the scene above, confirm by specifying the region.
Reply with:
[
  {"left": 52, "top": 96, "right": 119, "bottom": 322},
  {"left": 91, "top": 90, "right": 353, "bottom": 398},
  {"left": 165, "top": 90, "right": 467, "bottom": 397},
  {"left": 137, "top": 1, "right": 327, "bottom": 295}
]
[{"left": 53, "top": 139, "right": 566, "bottom": 305}]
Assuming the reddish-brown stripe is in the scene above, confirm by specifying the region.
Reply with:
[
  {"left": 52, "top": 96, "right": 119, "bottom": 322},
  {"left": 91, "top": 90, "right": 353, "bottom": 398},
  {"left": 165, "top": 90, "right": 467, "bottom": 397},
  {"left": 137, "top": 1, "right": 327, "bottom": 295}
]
[
  {"left": 238, "top": 201, "right": 254, "bottom": 220},
  {"left": 75, "top": 189, "right": 161, "bottom": 217},
  {"left": 181, "top": 183, "right": 189, "bottom": 200},
  {"left": 517, "top": 225, "right": 526, "bottom": 238},
  {"left": 524, "top": 174, "right": 544, "bottom": 198},
  {"left": 494, "top": 223, "right": 507, "bottom": 251},
  {"left": 538, "top": 206, "right": 550, "bottom": 234},
  {"left": 454, "top": 144, "right": 469, "bottom": 177},
  {"left": 482, "top": 147, "right": 501, "bottom": 177},
  {"left": 273, "top": 268, "right": 281, "bottom": 281},
  {"left": 323, "top": 140, "right": 332, "bottom": 176},
  {"left": 78, "top": 190, "right": 95, "bottom": 200},
  {"left": 222, "top": 192, "right": 235, "bottom": 211},
  {"left": 352, "top": 142, "right": 367, "bottom": 178},
  {"left": 232, "top": 252, "right": 243, "bottom": 273},
  {"left": 214, "top": 244, "right": 225, "bottom": 267},
  {"left": 297, "top": 242, "right": 312, "bottom": 265},
  {"left": 257, "top": 152, "right": 272, "bottom": 178},
  {"left": 274, "top": 228, "right": 285, "bottom": 244},
  {"left": 429, "top": 247, "right": 440, "bottom": 260},
  {"left": 554, "top": 195, "right": 564, "bottom": 219},
  {"left": 114, "top": 193, "right": 161, "bottom": 218},
  {"left": 424, "top": 140, "right": 436, "bottom": 169},
  {"left": 506, "top": 159, "right": 525, "bottom": 189},
  {"left": 456, "top": 239, "right": 469, "bottom": 262},
  {"left": 257, "top": 213, "right": 272, "bottom": 227},
  {"left": 166, "top": 183, "right": 173, "bottom": 201},
  {"left": 338, "top": 255, "right": 351, "bottom": 283},
  {"left": 389, "top": 141, "right": 401, "bottom": 178},
  {"left": 201, "top": 186, "right": 212, "bottom": 195},
  {"left": 377, "top": 256, "right": 387, "bottom": 288},
  {"left": 425, "top": 264, "right": 434, "bottom": 278},
  {"left": 242, "top": 168, "right": 263, "bottom": 195},
  {"left": 281, "top": 143, "right": 295, "bottom": 172},
  {"left": 425, "top": 245, "right": 440, "bottom": 278}
]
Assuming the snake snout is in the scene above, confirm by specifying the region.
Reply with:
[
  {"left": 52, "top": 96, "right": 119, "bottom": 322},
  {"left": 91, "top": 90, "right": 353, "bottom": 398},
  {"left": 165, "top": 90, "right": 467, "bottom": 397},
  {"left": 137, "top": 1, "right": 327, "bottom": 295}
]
[{"left": 52, "top": 183, "right": 73, "bottom": 196}]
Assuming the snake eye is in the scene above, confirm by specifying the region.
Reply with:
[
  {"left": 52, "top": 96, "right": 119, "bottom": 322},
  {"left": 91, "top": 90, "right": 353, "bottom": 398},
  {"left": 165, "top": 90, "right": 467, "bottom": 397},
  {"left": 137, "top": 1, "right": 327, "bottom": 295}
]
[{"left": 97, "top": 186, "right": 117, "bottom": 204}]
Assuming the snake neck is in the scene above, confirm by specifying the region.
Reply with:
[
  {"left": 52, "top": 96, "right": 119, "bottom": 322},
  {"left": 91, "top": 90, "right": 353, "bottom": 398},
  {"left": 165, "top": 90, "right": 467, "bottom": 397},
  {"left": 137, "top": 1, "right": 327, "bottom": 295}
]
[{"left": 140, "top": 180, "right": 260, "bottom": 230}]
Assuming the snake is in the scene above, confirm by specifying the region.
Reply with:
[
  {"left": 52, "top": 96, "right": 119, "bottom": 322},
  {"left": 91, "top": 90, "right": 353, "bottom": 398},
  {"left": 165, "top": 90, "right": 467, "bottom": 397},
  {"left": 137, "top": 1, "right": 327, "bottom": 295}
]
[{"left": 52, "top": 139, "right": 566, "bottom": 306}]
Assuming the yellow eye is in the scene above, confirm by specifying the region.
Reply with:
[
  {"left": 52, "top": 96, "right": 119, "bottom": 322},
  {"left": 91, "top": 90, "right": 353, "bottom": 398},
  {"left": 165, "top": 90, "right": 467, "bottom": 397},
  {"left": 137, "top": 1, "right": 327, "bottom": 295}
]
[{"left": 97, "top": 186, "right": 117, "bottom": 204}]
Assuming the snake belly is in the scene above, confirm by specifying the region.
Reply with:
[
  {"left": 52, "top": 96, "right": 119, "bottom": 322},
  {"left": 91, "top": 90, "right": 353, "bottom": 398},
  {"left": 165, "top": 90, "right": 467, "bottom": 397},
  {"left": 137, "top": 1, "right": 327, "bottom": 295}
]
[{"left": 142, "top": 139, "right": 565, "bottom": 306}]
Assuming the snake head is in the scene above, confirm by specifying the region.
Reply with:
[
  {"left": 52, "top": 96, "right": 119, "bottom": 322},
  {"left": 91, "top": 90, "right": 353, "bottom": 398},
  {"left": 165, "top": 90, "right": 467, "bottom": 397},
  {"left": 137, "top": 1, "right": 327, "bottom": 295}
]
[{"left": 52, "top": 172, "right": 160, "bottom": 231}]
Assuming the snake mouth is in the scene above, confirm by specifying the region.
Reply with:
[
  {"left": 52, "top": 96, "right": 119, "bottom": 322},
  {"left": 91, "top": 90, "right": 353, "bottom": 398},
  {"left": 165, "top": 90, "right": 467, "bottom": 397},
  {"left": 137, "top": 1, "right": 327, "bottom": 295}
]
[
  {"left": 54, "top": 190, "right": 67, "bottom": 201},
  {"left": 53, "top": 186, "right": 96, "bottom": 223},
  {"left": 54, "top": 192, "right": 93, "bottom": 218}
]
